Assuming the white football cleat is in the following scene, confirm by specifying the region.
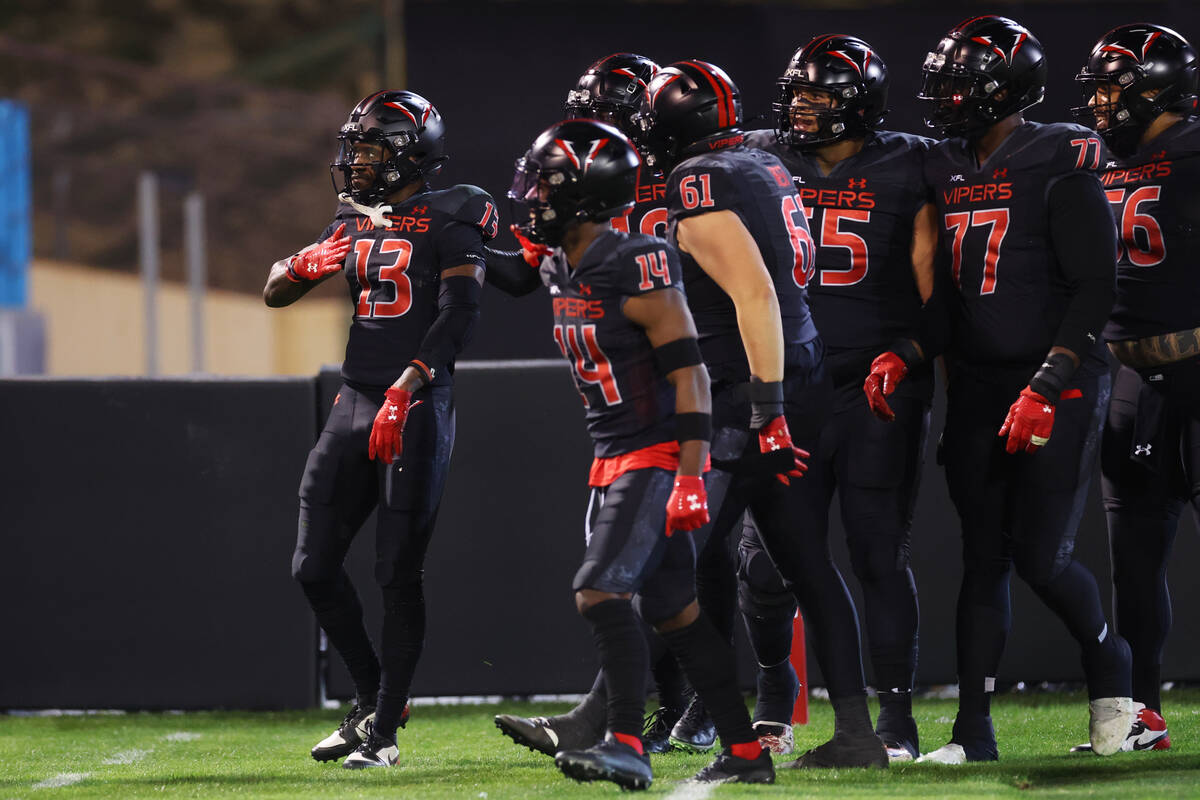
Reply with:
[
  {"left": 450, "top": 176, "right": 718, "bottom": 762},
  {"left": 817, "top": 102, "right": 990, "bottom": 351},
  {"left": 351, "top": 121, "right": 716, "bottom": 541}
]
[
  {"left": 342, "top": 721, "right": 399, "bottom": 769},
  {"left": 915, "top": 743, "right": 967, "bottom": 765},
  {"left": 753, "top": 720, "right": 795, "bottom": 755},
  {"left": 1089, "top": 697, "right": 1135, "bottom": 756},
  {"left": 311, "top": 704, "right": 375, "bottom": 762},
  {"left": 1071, "top": 702, "right": 1169, "bottom": 753},
  {"left": 885, "top": 743, "right": 917, "bottom": 762}
]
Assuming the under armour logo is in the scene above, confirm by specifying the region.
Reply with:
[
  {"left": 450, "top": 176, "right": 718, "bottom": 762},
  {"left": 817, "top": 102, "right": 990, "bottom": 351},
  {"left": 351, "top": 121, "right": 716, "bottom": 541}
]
[
  {"left": 1135, "top": 443, "right": 1153, "bottom": 456},
  {"left": 950, "top": 174, "right": 965, "bottom": 182},
  {"left": 848, "top": 177, "right": 867, "bottom": 189},
  {"left": 765, "top": 435, "right": 781, "bottom": 451},
  {"left": 1041, "top": 404, "right": 1052, "bottom": 414},
  {"left": 1153, "top": 150, "right": 1167, "bottom": 160},
  {"left": 578, "top": 283, "right": 592, "bottom": 296},
  {"left": 992, "top": 168, "right": 1007, "bottom": 179},
  {"left": 411, "top": 205, "right": 428, "bottom": 215},
  {"left": 687, "top": 494, "right": 703, "bottom": 511}
]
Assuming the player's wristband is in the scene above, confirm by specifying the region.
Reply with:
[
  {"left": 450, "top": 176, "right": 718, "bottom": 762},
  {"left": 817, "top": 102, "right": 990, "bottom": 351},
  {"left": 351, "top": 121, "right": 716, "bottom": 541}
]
[
  {"left": 888, "top": 338, "right": 923, "bottom": 370},
  {"left": 407, "top": 359, "right": 434, "bottom": 387},
  {"left": 675, "top": 412, "right": 712, "bottom": 443},
  {"left": 748, "top": 378, "right": 784, "bottom": 430},
  {"left": 284, "top": 256, "right": 303, "bottom": 283},
  {"left": 1028, "top": 352, "right": 1076, "bottom": 404}
]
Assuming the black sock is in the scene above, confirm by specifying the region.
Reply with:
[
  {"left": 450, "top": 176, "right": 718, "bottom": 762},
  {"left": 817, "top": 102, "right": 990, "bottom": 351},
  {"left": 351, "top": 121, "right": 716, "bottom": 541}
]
[
  {"left": 661, "top": 612, "right": 756, "bottom": 746},
  {"left": 875, "top": 689, "right": 914, "bottom": 730},
  {"left": 861, "top": 569, "right": 920, "bottom": 698},
  {"left": 374, "top": 582, "right": 426, "bottom": 739},
  {"left": 830, "top": 693, "right": 874, "bottom": 739},
  {"left": 583, "top": 599, "right": 648, "bottom": 739},
  {"left": 300, "top": 572, "right": 381, "bottom": 701},
  {"left": 567, "top": 670, "right": 609, "bottom": 733}
]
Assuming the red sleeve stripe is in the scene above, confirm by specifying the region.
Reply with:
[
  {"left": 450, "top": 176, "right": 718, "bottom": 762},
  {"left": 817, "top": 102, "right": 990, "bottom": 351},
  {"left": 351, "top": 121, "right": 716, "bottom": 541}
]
[{"left": 681, "top": 61, "right": 735, "bottom": 129}]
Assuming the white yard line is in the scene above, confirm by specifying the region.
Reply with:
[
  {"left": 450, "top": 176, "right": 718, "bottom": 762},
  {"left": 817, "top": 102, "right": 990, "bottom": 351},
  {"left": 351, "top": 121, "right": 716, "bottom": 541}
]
[
  {"left": 32, "top": 772, "right": 90, "bottom": 789},
  {"left": 164, "top": 732, "right": 201, "bottom": 742},
  {"left": 102, "top": 748, "right": 151, "bottom": 765},
  {"left": 664, "top": 780, "right": 716, "bottom": 800}
]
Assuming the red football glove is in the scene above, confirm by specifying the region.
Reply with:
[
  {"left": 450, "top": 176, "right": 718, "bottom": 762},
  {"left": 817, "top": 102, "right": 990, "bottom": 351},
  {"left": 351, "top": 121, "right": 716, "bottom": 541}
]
[
  {"left": 368, "top": 388, "right": 422, "bottom": 463},
  {"left": 758, "top": 416, "right": 809, "bottom": 486},
  {"left": 998, "top": 387, "right": 1055, "bottom": 454},
  {"left": 286, "top": 223, "right": 351, "bottom": 282},
  {"left": 863, "top": 352, "right": 908, "bottom": 422},
  {"left": 665, "top": 475, "right": 709, "bottom": 537},
  {"left": 510, "top": 224, "right": 552, "bottom": 268}
]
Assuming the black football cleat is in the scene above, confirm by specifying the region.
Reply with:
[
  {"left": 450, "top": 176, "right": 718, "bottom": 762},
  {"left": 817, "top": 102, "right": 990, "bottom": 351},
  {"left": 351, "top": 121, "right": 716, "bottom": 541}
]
[
  {"left": 642, "top": 706, "right": 682, "bottom": 754},
  {"left": 311, "top": 703, "right": 375, "bottom": 762},
  {"left": 494, "top": 712, "right": 603, "bottom": 757},
  {"left": 691, "top": 748, "right": 775, "bottom": 784},
  {"left": 669, "top": 696, "right": 717, "bottom": 752},
  {"left": 785, "top": 731, "right": 889, "bottom": 769},
  {"left": 555, "top": 734, "right": 653, "bottom": 791}
]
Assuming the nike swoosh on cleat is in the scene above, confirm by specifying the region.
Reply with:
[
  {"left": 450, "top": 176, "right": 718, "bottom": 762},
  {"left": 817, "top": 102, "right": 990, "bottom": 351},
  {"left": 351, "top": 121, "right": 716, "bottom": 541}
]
[{"left": 1132, "top": 731, "right": 1168, "bottom": 751}]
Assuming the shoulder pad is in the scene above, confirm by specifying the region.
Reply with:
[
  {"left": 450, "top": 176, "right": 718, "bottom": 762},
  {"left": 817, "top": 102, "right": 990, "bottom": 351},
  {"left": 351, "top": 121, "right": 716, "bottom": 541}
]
[
  {"left": 1040, "top": 122, "right": 1105, "bottom": 174},
  {"left": 428, "top": 185, "right": 500, "bottom": 240},
  {"left": 668, "top": 156, "right": 743, "bottom": 217},
  {"left": 742, "top": 128, "right": 780, "bottom": 152}
]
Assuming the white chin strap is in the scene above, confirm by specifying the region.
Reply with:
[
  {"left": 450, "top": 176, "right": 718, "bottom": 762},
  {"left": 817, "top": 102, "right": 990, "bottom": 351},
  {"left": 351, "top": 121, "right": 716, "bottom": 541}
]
[{"left": 339, "top": 193, "right": 393, "bottom": 228}]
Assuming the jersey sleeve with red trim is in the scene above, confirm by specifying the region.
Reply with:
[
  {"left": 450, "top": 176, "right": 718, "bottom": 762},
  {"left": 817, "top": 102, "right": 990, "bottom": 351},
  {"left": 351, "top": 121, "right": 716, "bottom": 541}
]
[
  {"left": 429, "top": 184, "right": 500, "bottom": 242},
  {"left": 609, "top": 235, "right": 684, "bottom": 298}
]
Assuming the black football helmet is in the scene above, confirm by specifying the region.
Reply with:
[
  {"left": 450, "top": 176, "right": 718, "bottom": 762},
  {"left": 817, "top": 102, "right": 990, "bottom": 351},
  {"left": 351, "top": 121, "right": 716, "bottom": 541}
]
[
  {"left": 774, "top": 34, "right": 889, "bottom": 149},
  {"left": 508, "top": 119, "right": 640, "bottom": 246},
  {"left": 330, "top": 90, "right": 448, "bottom": 204},
  {"left": 635, "top": 60, "right": 744, "bottom": 171},
  {"left": 918, "top": 15, "right": 1046, "bottom": 138},
  {"left": 565, "top": 53, "right": 660, "bottom": 140},
  {"left": 1072, "top": 24, "right": 1199, "bottom": 156}
]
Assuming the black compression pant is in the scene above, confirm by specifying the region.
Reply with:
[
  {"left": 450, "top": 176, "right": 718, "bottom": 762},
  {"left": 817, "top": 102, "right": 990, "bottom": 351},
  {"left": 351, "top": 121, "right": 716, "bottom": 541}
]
[
  {"left": 695, "top": 366, "right": 868, "bottom": 700},
  {"left": 943, "top": 369, "right": 1115, "bottom": 716},
  {"left": 736, "top": 390, "right": 929, "bottom": 698},
  {"left": 1102, "top": 362, "right": 1200, "bottom": 712},
  {"left": 291, "top": 382, "right": 454, "bottom": 738}
]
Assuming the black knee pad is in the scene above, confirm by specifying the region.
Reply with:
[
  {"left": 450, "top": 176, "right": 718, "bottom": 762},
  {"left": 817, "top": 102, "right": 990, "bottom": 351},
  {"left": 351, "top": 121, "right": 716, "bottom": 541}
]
[
  {"left": 736, "top": 539, "right": 795, "bottom": 620},
  {"left": 846, "top": 533, "right": 910, "bottom": 585},
  {"left": 380, "top": 574, "right": 424, "bottom": 612},
  {"left": 1013, "top": 548, "right": 1068, "bottom": 589}
]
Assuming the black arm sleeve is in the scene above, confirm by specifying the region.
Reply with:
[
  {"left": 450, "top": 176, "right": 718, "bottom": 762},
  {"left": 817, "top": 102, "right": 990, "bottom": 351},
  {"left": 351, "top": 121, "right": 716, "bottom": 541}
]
[
  {"left": 412, "top": 275, "right": 483, "bottom": 380},
  {"left": 1047, "top": 171, "right": 1117, "bottom": 360},
  {"left": 484, "top": 246, "right": 542, "bottom": 297},
  {"left": 911, "top": 248, "right": 952, "bottom": 361}
]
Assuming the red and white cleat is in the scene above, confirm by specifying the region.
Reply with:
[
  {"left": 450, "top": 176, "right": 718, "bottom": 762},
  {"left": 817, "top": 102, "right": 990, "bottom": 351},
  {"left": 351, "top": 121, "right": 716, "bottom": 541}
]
[{"left": 1070, "top": 702, "right": 1170, "bottom": 753}]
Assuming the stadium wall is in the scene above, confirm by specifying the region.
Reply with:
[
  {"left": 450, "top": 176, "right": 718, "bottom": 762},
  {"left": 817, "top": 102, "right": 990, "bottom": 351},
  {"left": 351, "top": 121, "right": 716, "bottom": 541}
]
[{"left": 2, "top": 365, "right": 1198, "bottom": 709}]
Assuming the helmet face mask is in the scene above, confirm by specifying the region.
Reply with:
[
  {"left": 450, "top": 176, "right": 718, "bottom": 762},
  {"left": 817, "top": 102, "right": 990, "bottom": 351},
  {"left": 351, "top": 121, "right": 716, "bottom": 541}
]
[
  {"left": 917, "top": 16, "right": 1046, "bottom": 139},
  {"left": 1071, "top": 24, "right": 1199, "bottom": 156},
  {"left": 773, "top": 35, "right": 890, "bottom": 149},
  {"left": 330, "top": 90, "right": 447, "bottom": 204},
  {"left": 507, "top": 120, "right": 640, "bottom": 247},
  {"left": 563, "top": 54, "right": 660, "bottom": 143}
]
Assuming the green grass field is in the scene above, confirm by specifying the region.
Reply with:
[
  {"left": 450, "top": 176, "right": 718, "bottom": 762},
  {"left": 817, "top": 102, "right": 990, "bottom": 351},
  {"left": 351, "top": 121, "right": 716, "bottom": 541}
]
[{"left": 3, "top": 692, "right": 1200, "bottom": 799}]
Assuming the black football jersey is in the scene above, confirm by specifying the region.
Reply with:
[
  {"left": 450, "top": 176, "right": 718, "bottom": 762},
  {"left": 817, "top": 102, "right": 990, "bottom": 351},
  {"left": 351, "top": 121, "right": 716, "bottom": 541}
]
[
  {"left": 926, "top": 121, "right": 1109, "bottom": 371},
  {"left": 319, "top": 185, "right": 498, "bottom": 387},
  {"left": 611, "top": 172, "right": 669, "bottom": 239},
  {"left": 666, "top": 146, "right": 819, "bottom": 385},
  {"left": 1099, "top": 119, "right": 1200, "bottom": 341},
  {"left": 745, "top": 129, "right": 933, "bottom": 353},
  {"left": 539, "top": 229, "right": 682, "bottom": 457}
]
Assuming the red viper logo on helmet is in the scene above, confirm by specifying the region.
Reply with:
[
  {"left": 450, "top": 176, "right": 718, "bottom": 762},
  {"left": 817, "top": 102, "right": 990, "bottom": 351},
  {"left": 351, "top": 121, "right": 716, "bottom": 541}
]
[
  {"left": 554, "top": 138, "right": 611, "bottom": 173},
  {"left": 971, "top": 33, "right": 1029, "bottom": 66},
  {"left": 1101, "top": 30, "right": 1164, "bottom": 64},
  {"left": 827, "top": 47, "right": 874, "bottom": 76}
]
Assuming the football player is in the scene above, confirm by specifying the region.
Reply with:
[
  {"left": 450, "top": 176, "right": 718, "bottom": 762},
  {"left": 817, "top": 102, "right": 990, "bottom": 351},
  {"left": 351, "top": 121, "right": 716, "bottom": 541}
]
[
  {"left": 869, "top": 16, "right": 1134, "bottom": 763},
  {"left": 505, "top": 118, "right": 775, "bottom": 789},
  {"left": 263, "top": 90, "right": 496, "bottom": 768},
  {"left": 636, "top": 59, "right": 888, "bottom": 769},
  {"left": 488, "top": 53, "right": 708, "bottom": 756},
  {"left": 1071, "top": 22, "right": 1200, "bottom": 753},
  {"left": 741, "top": 34, "right": 937, "bottom": 761}
]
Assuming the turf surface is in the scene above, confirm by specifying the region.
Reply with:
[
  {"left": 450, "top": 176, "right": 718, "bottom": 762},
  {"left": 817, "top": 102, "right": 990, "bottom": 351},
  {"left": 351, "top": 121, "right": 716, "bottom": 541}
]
[{"left": 3, "top": 691, "right": 1199, "bottom": 798}]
